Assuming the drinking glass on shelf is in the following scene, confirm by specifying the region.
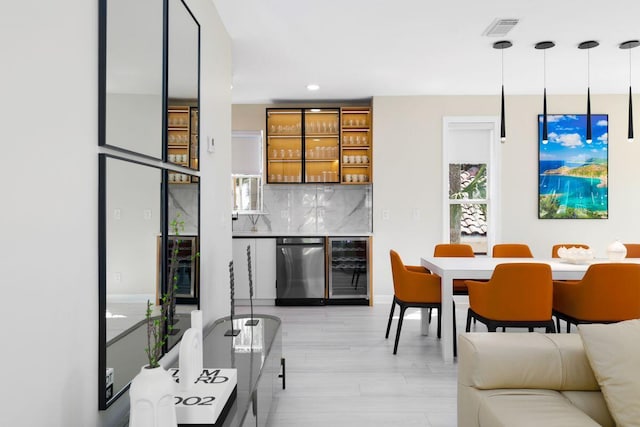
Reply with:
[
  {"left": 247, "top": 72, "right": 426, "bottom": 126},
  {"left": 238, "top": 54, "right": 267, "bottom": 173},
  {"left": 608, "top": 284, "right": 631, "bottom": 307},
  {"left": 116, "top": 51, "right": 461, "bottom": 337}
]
[
  {"left": 271, "top": 149, "right": 278, "bottom": 159},
  {"left": 295, "top": 149, "right": 301, "bottom": 159},
  {"left": 280, "top": 149, "right": 285, "bottom": 159},
  {"left": 287, "top": 149, "right": 294, "bottom": 158},
  {"left": 343, "top": 155, "right": 349, "bottom": 164},
  {"left": 270, "top": 174, "right": 276, "bottom": 182},
  {"left": 276, "top": 174, "right": 282, "bottom": 182}
]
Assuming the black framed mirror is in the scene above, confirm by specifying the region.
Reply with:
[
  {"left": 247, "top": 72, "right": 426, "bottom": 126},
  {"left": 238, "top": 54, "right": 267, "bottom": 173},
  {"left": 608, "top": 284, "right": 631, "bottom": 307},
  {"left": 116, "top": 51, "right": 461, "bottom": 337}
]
[
  {"left": 99, "top": 0, "right": 164, "bottom": 159},
  {"left": 99, "top": 155, "right": 201, "bottom": 409},
  {"left": 167, "top": 0, "right": 200, "bottom": 170},
  {"left": 99, "top": 0, "right": 201, "bottom": 410},
  {"left": 99, "top": 154, "right": 164, "bottom": 408}
]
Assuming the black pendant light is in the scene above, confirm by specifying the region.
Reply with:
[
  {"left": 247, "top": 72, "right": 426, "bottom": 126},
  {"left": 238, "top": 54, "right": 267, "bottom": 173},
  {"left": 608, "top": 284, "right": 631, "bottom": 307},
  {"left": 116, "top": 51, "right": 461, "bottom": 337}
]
[
  {"left": 535, "top": 41, "right": 555, "bottom": 144},
  {"left": 620, "top": 40, "right": 639, "bottom": 142},
  {"left": 494, "top": 40, "right": 512, "bottom": 143},
  {"left": 579, "top": 41, "right": 599, "bottom": 144}
]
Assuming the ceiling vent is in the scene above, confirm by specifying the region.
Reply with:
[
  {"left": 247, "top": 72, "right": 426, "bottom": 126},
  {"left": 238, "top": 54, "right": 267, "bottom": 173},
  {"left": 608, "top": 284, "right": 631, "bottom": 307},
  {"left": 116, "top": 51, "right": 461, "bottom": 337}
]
[{"left": 483, "top": 18, "right": 519, "bottom": 37}]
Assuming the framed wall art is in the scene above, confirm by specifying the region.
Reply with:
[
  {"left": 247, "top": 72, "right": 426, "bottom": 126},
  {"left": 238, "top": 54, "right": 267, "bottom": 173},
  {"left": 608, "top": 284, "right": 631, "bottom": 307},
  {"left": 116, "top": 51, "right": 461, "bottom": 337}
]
[{"left": 538, "top": 114, "right": 608, "bottom": 219}]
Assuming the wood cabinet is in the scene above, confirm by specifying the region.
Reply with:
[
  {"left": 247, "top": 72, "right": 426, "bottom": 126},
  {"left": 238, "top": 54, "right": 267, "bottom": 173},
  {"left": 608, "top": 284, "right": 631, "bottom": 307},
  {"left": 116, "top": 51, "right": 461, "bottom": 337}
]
[
  {"left": 168, "top": 105, "right": 199, "bottom": 183},
  {"left": 340, "top": 107, "right": 372, "bottom": 184},
  {"left": 266, "top": 108, "right": 340, "bottom": 184},
  {"left": 156, "top": 235, "right": 199, "bottom": 305},
  {"left": 266, "top": 109, "right": 303, "bottom": 183},
  {"left": 232, "top": 238, "right": 277, "bottom": 303},
  {"left": 266, "top": 106, "right": 372, "bottom": 185}
]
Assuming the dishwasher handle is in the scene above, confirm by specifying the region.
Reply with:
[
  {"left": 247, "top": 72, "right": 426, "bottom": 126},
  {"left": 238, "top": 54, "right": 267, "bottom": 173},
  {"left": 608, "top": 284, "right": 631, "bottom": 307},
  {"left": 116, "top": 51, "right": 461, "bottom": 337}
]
[{"left": 276, "top": 237, "right": 324, "bottom": 246}]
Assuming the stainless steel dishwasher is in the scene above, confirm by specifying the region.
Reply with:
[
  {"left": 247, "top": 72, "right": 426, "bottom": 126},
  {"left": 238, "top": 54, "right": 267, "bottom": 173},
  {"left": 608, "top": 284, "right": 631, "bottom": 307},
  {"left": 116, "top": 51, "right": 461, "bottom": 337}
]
[{"left": 275, "top": 237, "right": 325, "bottom": 305}]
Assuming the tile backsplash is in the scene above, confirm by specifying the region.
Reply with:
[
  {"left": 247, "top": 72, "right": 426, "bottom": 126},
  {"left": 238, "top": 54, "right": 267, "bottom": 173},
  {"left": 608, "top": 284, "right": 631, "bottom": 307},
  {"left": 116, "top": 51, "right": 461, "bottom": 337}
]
[{"left": 233, "top": 184, "right": 372, "bottom": 234}]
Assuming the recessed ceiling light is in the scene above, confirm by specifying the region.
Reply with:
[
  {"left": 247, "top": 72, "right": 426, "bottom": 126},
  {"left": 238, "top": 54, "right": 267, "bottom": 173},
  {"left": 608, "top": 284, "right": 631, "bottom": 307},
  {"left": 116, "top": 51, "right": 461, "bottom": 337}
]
[{"left": 306, "top": 84, "right": 320, "bottom": 91}]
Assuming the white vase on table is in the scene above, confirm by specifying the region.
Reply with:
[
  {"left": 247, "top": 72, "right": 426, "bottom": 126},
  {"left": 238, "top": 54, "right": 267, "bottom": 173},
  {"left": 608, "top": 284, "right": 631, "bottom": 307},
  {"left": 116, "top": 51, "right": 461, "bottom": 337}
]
[
  {"left": 607, "top": 240, "right": 627, "bottom": 261},
  {"left": 129, "top": 365, "right": 177, "bottom": 427}
]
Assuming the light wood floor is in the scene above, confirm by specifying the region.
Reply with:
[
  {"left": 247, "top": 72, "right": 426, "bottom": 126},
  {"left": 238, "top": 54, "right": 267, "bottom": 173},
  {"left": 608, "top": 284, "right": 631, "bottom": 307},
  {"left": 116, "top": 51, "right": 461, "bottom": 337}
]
[{"left": 237, "top": 301, "right": 468, "bottom": 427}]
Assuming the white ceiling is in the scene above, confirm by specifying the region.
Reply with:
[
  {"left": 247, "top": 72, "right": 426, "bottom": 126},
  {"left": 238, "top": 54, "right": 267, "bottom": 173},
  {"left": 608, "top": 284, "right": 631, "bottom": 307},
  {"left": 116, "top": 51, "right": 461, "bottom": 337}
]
[{"left": 213, "top": 0, "right": 640, "bottom": 104}]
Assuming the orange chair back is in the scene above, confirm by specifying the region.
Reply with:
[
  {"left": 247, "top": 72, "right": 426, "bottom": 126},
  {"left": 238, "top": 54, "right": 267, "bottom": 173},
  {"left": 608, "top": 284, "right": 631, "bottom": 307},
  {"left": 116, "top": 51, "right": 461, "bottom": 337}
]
[
  {"left": 389, "top": 250, "right": 441, "bottom": 303},
  {"left": 469, "top": 263, "right": 552, "bottom": 321},
  {"left": 492, "top": 244, "right": 534, "bottom": 258},
  {"left": 624, "top": 243, "right": 640, "bottom": 258},
  {"left": 567, "top": 263, "right": 640, "bottom": 320},
  {"left": 552, "top": 244, "right": 590, "bottom": 258},
  {"left": 434, "top": 243, "right": 475, "bottom": 257}
]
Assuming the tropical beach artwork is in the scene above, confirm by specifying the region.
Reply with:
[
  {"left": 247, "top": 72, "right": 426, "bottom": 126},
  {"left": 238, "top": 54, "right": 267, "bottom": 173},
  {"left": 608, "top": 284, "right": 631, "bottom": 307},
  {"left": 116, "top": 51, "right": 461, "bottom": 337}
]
[{"left": 538, "top": 114, "right": 608, "bottom": 219}]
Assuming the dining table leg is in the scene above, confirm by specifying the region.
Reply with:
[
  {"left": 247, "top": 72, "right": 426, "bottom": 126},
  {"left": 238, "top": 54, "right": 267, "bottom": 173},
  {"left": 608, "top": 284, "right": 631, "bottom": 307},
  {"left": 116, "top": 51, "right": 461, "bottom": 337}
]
[{"left": 419, "top": 272, "right": 454, "bottom": 361}]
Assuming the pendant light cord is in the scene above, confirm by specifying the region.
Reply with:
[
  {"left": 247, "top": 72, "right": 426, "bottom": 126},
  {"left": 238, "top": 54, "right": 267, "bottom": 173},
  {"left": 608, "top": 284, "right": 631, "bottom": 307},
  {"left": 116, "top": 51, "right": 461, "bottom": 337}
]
[
  {"left": 501, "top": 48, "right": 505, "bottom": 86},
  {"left": 543, "top": 49, "right": 547, "bottom": 88},
  {"left": 587, "top": 48, "right": 591, "bottom": 88},
  {"left": 630, "top": 48, "right": 633, "bottom": 88}
]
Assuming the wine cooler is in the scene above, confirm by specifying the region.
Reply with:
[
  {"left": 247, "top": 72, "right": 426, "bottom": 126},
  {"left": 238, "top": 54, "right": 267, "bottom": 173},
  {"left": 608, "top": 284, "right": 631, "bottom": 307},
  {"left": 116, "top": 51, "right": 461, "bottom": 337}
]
[{"left": 327, "top": 237, "right": 370, "bottom": 304}]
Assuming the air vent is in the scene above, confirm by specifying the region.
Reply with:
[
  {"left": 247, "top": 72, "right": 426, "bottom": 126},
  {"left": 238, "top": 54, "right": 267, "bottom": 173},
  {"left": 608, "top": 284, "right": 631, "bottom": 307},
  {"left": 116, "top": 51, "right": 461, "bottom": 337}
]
[{"left": 483, "top": 18, "right": 519, "bottom": 37}]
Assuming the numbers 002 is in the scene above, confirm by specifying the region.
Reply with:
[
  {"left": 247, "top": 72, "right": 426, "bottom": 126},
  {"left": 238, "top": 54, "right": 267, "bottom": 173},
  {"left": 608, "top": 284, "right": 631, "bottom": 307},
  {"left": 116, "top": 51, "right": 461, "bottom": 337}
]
[{"left": 174, "top": 396, "right": 215, "bottom": 406}]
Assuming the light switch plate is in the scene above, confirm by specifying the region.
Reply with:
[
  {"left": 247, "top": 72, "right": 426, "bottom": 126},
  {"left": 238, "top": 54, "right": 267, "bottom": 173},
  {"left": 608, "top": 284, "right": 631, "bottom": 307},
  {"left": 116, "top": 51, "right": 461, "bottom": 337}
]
[{"left": 382, "top": 209, "right": 390, "bottom": 220}]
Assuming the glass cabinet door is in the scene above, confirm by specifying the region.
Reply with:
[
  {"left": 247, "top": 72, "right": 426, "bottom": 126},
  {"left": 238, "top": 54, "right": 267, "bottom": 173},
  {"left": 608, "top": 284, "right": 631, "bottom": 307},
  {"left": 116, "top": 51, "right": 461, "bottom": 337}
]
[
  {"left": 304, "top": 108, "right": 340, "bottom": 183},
  {"left": 329, "top": 237, "right": 369, "bottom": 299},
  {"left": 266, "top": 109, "right": 302, "bottom": 183}
]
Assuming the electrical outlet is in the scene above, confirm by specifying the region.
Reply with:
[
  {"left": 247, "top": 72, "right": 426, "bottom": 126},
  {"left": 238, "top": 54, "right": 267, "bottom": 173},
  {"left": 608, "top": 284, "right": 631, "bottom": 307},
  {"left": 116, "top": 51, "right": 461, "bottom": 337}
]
[
  {"left": 114, "top": 272, "right": 121, "bottom": 283},
  {"left": 143, "top": 209, "right": 152, "bottom": 220},
  {"left": 412, "top": 209, "right": 421, "bottom": 220},
  {"left": 208, "top": 136, "right": 215, "bottom": 153},
  {"left": 382, "top": 209, "right": 390, "bottom": 220},
  {"left": 114, "top": 208, "right": 121, "bottom": 220}
]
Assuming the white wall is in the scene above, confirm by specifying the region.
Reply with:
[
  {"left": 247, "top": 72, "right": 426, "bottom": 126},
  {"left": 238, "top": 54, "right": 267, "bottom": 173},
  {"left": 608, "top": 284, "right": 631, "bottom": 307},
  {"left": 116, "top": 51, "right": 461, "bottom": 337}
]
[
  {"left": 188, "top": 0, "right": 233, "bottom": 326},
  {"left": 372, "top": 94, "right": 640, "bottom": 297},
  {"left": 0, "top": 0, "right": 231, "bottom": 425}
]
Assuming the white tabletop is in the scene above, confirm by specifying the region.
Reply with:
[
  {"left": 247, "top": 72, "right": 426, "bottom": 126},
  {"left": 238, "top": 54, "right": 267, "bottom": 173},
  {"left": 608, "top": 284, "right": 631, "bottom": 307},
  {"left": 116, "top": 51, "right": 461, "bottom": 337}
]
[{"left": 419, "top": 256, "right": 640, "bottom": 362}]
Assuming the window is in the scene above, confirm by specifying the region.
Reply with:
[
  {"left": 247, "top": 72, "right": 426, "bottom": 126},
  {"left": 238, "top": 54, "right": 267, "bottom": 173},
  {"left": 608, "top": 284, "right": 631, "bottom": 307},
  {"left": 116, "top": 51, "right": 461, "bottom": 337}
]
[{"left": 442, "top": 118, "right": 500, "bottom": 254}]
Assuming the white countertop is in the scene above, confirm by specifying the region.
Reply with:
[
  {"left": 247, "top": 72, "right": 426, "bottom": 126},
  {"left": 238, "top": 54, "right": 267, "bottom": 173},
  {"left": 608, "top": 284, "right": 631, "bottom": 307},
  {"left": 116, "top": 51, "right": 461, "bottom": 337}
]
[{"left": 233, "top": 231, "right": 373, "bottom": 237}]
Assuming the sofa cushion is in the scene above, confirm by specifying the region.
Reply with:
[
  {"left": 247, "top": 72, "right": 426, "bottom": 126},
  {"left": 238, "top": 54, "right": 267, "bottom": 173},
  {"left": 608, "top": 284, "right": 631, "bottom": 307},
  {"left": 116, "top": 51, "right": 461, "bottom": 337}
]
[
  {"left": 458, "top": 333, "right": 599, "bottom": 390},
  {"left": 579, "top": 319, "right": 640, "bottom": 427},
  {"left": 561, "top": 391, "right": 616, "bottom": 427},
  {"left": 477, "top": 389, "right": 601, "bottom": 426}
]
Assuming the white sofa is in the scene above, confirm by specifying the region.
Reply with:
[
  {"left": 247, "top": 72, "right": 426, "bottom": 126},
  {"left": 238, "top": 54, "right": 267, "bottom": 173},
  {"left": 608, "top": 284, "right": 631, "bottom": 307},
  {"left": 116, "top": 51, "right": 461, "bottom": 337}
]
[{"left": 457, "top": 332, "right": 615, "bottom": 427}]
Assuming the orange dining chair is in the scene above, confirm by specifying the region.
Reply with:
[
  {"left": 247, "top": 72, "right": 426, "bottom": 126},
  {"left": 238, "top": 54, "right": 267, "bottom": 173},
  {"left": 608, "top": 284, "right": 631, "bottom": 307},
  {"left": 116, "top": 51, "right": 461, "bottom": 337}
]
[
  {"left": 492, "top": 244, "right": 534, "bottom": 258},
  {"left": 551, "top": 244, "right": 590, "bottom": 258},
  {"left": 465, "top": 263, "right": 555, "bottom": 333},
  {"left": 386, "top": 250, "right": 442, "bottom": 354},
  {"left": 624, "top": 243, "right": 640, "bottom": 258},
  {"left": 553, "top": 263, "right": 640, "bottom": 333},
  {"left": 434, "top": 243, "right": 475, "bottom": 295}
]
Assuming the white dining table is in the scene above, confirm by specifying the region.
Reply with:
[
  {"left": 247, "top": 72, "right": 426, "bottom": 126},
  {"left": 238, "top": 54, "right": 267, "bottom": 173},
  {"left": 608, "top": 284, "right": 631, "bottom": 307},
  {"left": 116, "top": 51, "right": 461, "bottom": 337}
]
[{"left": 419, "top": 256, "right": 640, "bottom": 362}]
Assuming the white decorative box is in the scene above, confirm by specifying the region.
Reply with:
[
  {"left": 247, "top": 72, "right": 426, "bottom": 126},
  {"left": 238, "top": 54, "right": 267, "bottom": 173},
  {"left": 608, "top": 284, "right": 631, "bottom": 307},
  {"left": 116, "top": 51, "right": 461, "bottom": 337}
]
[{"left": 169, "top": 368, "right": 238, "bottom": 427}]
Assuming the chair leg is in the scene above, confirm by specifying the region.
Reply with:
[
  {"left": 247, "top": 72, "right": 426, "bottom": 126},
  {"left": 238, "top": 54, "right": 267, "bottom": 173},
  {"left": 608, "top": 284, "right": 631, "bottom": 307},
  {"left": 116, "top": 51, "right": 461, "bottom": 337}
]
[
  {"left": 566, "top": 322, "right": 571, "bottom": 333},
  {"left": 393, "top": 305, "right": 407, "bottom": 355},
  {"left": 465, "top": 308, "right": 473, "bottom": 332},
  {"left": 436, "top": 305, "right": 442, "bottom": 339},
  {"left": 528, "top": 327, "right": 534, "bottom": 332},
  {"left": 555, "top": 316, "right": 561, "bottom": 333},
  {"left": 428, "top": 308, "right": 432, "bottom": 324},
  {"left": 385, "top": 298, "right": 396, "bottom": 339},
  {"left": 546, "top": 321, "right": 556, "bottom": 333}
]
